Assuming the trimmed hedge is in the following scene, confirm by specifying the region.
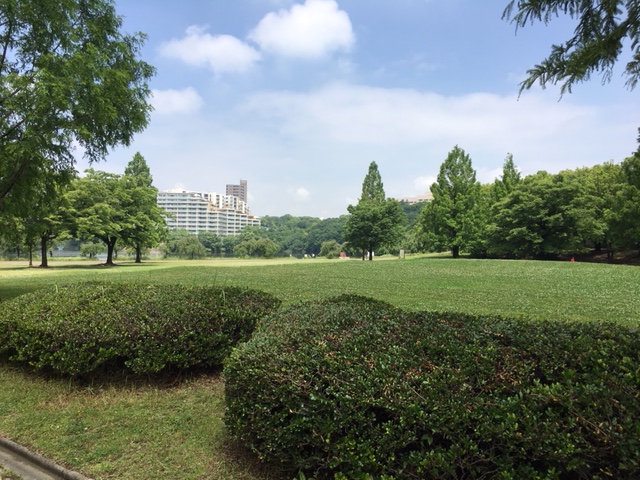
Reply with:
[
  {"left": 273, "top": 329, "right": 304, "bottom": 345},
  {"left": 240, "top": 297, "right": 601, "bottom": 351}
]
[
  {"left": 224, "top": 295, "right": 640, "bottom": 479},
  {"left": 0, "top": 282, "right": 281, "bottom": 375}
]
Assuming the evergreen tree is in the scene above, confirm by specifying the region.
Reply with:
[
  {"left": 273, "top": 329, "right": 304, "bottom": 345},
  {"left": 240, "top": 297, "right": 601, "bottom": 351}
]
[
  {"left": 124, "top": 152, "right": 154, "bottom": 187},
  {"left": 504, "top": 0, "right": 640, "bottom": 94},
  {"left": 120, "top": 153, "right": 167, "bottom": 262},
  {"left": 360, "top": 162, "right": 386, "bottom": 203},
  {"left": 491, "top": 153, "right": 522, "bottom": 202},
  {"left": 420, "top": 146, "right": 484, "bottom": 258},
  {"left": 345, "top": 162, "right": 404, "bottom": 260}
]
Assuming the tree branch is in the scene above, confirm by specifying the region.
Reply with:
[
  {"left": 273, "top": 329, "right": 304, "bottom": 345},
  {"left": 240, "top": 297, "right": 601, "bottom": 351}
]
[{"left": 0, "top": 159, "right": 28, "bottom": 203}]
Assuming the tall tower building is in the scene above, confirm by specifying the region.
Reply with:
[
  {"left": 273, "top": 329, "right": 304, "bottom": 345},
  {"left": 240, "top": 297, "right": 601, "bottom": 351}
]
[{"left": 226, "top": 179, "right": 247, "bottom": 203}]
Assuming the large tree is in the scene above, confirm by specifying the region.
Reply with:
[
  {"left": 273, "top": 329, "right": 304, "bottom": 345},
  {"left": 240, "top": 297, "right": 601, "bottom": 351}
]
[
  {"left": 345, "top": 162, "right": 405, "bottom": 260},
  {"left": 504, "top": 0, "right": 640, "bottom": 94},
  {"left": 608, "top": 156, "right": 640, "bottom": 253},
  {"left": 491, "top": 153, "right": 522, "bottom": 202},
  {"left": 66, "top": 169, "right": 129, "bottom": 266},
  {"left": 120, "top": 153, "right": 167, "bottom": 262},
  {"left": 23, "top": 193, "right": 72, "bottom": 268},
  {"left": 0, "top": 0, "right": 154, "bottom": 214},
  {"left": 360, "top": 161, "right": 386, "bottom": 202},
  {"left": 487, "top": 170, "right": 602, "bottom": 258},
  {"left": 420, "top": 146, "right": 485, "bottom": 258}
]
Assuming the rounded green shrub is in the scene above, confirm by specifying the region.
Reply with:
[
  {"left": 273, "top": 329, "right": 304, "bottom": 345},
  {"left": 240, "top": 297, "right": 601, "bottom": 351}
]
[
  {"left": 224, "top": 295, "right": 640, "bottom": 479},
  {"left": 0, "top": 282, "right": 281, "bottom": 375}
]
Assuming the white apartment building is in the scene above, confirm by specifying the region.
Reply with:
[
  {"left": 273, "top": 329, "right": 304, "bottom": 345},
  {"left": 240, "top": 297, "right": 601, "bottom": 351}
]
[{"left": 157, "top": 189, "right": 260, "bottom": 236}]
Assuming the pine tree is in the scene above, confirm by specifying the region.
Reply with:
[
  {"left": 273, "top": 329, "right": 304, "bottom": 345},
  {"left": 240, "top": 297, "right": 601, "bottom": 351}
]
[
  {"left": 420, "top": 146, "right": 484, "bottom": 258},
  {"left": 360, "top": 162, "right": 386, "bottom": 203},
  {"left": 345, "top": 162, "right": 404, "bottom": 260}
]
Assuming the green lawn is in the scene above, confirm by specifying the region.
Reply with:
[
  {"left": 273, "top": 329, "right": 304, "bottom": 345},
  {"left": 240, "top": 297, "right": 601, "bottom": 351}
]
[
  {"left": 0, "top": 256, "right": 638, "bottom": 479},
  {"left": 2, "top": 255, "right": 639, "bottom": 323}
]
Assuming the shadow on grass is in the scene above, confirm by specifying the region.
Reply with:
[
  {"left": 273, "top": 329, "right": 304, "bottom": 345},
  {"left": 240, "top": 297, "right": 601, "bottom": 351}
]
[
  {"left": 0, "top": 359, "right": 225, "bottom": 392},
  {"left": 0, "top": 261, "right": 166, "bottom": 271},
  {"left": 221, "top": 439, "right": 289, "bottom": 480}
]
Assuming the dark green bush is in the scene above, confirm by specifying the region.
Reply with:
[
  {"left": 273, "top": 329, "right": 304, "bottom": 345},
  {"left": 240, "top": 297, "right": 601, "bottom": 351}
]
[
  {"left": 224, "top": 295, "right": 640, "bottom": 479},
  {"left": 0, "top": 282, "right": 281, "bottom": 375}
]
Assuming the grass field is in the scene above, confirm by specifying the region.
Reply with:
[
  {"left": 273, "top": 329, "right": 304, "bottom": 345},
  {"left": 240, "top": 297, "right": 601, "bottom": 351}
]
[{"left": 0, "top": 256, "right": 638, "bottom": 479}]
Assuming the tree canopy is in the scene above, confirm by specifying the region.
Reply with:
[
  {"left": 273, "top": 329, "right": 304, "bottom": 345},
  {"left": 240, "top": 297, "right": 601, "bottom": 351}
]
[
  {"left": 420, "top": 146, "right": 485, "bottom": 258},
  {"left": 504, "top": 0, "right": 640, "bottom": 94},
  {"left": 345, "top": 162, "right": 405, "bottom": 260},
  {"left": 0, "top": 0, "right": 154, "bottom": 213},
  {"left": 120, "top": 153, "right": 167, "bottom": 262},
  {"left": 67, "top": 169, "right": 128, "bottom": 266},
  {"left": 360, "top": 161, "right": 386, "bottom": 203}
]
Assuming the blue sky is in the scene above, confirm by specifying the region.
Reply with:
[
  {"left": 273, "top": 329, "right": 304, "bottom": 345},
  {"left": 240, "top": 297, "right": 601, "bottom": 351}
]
[{"left": 82, "top": 0, "right": 640, "bottom": 218}]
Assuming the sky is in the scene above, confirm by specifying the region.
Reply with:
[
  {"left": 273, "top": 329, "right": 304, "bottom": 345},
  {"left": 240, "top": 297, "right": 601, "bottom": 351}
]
[{"left": 79, "top": 0, "right": 640, "bottom": 218}]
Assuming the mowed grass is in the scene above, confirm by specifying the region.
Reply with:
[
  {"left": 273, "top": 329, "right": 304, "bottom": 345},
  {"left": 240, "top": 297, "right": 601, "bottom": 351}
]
[
  {"left": 1, "top": 255, "right": 639, "bottom": 323},
  {"left": 0, "top": 256, "right": 638, "bottom": 479}
]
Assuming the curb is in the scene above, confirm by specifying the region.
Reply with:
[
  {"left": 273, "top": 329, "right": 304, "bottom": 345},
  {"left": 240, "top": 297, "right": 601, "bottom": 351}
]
[{"left": 0, "top": 437, "right": 92, "bottom": 480}]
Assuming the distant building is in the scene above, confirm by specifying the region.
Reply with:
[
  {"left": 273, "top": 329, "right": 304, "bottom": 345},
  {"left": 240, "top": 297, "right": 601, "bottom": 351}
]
[
  {"left": 157, "top": 188, "right": 260, "bottom": 236},
  {"left": 226, "top": 179, "right": 247, "bottom": 203},
  {"left": 396, "top": 192, "right": 433, "bottom": 204}
]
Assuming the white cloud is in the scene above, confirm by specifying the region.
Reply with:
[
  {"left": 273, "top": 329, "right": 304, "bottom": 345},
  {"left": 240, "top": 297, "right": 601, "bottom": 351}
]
[
  {"left": 414, "top": 175, "right": 437, "bottom": 191},
  {"left": 239, "top": 81, "right": 637, "bottom": 185},
  {"left": 290, "top": 186, "right": 311, "bottom": 200},
  {"left": 249, "top": 0, "right": 354, "bottom": 58},
  {"left": 151, "top": 87, "right": 203, "bottom": 115},
  {"left": 241, "top": 83, "right": 599, "bottom": 152},
  {"left": 476, "top": 166, "right": 505, "bottom": 184},
  {"left": 159, "top": 26, "right": 260, "bottom": 73}
]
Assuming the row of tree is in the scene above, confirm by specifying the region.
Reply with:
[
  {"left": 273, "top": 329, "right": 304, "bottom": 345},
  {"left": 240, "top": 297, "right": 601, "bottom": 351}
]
[
  {"left": 325, "top": 146, "right": 640, "bottom": 262},
  {"left": 0, "top": 153, "right": 167, "bottom": 266},
  {"left": 2, "top": 147, "right": 638, "bottom": 264},
  {"left": 418, "top": 146, "right": 640, "bottom": 259}
]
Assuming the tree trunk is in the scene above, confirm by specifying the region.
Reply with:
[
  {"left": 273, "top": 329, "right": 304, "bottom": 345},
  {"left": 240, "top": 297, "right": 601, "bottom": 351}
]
[
  {"left": 451, "top": 245, "right": 460, "bottom": 258},
  {"left": 105, "top": 236, "right": 117, "bottom": 266},
  {"left": 135, "top": 245, "right": 142, "bottom": 263},
  {"left": 368, "top": 245, "right": 373, "bottom": 261},
  {"left": 28, "top": 245, "right": 33, "bottom": 267},
  {"left": 39, "top": 235, "right": 49, "bottom": 268},
  {"left": 361, "top": 250, "right": 365, "bottom": 261}
]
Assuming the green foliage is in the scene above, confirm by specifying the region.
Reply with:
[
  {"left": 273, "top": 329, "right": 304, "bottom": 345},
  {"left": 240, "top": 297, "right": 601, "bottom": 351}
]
[
  {"left": 258, "top": 215, "right": 322, "bottom": 256},
  {"left": 0, "top": 282, "right": 281, "bottom": 375},
  {"left": 420, "top": 145, "right": 485, "bottom": 257},
  {"left": 225, "top": 296, "right": 640, "bottom": 479},
  {"left": 491, "top": 153, "right": 522, "bottom": 202},
  {"left": 0, "top": 0, "right": 154, "bottom": 213},
  {"left": 346, "top": 163, "right": 405, "bottom": 260},
  {"left": 66, "top": 155, "right": 166, "bottom": 265},
  {"left": 608, "top": 183, "right": 640, "bottom": 251},
  {"left": 79, "top": 240, "right": 104, "bottom": 258},
  {"left": 176, "top": 235, "right": 207, "bottom": 259},
  {"left": 120, "top": 153, "right": 167, "bottom": 262},
  {"left": 360, "top": 161, "right": 386, "bottom": 203},
  {"left": 319, "top": 239, "right": 342, "bottom": 258},
  {"left": 66, "top": 169, "right": 128, "bottom": 265},
  {"left": 504, "top": 0, "right": 640, "bottom": 93},
  {"left": 345, "top": 200, "right": 405, "bottom": 260},
  {"left": 487, "top": 170, "right": 604, "bottom": 258},
  {"left": 622, "top": 154, "right": 640, "bottom": 189},
  {"left": 197, "top": 231, "right": 223, "bottom": 255},
  {"left": 234, "top": 238, "right": 280, "bottom": 258},
  {"left": 305, "top": 216, "right": 346, "bottom": 256}
]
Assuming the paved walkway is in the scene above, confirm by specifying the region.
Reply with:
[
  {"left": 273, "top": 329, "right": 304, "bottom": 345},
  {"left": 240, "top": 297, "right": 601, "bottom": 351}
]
[{"left": 0, "top": 438, "right": 90, "bottom": 480}]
